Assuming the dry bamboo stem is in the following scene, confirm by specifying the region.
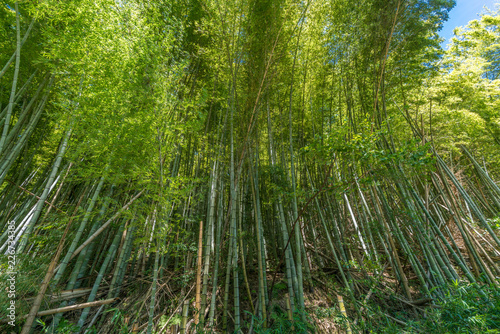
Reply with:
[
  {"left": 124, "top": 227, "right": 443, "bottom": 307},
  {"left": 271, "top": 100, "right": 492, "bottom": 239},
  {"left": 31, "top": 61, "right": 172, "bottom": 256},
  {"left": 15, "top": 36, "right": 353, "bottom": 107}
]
[{"left": 337, "top": 294, "right": 352, "bottom": 334}]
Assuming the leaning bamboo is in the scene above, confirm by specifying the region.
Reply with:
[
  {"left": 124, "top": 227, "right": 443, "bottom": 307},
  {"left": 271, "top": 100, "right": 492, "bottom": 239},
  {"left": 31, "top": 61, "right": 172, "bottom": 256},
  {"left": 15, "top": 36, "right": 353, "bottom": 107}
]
[
  {"left": 20, "top": 187, "right": 87, "bottom": 334},
  {"left": 0, "top": 18, "right": 34, "bottom": 80},
  {"left": 0, "top": 2, "right": 21, "bottom": 155},
  {"left": 57, "top": 189, "right": 145, "bottom": 267},
  {"left": 76, "top": 224, "right": 124, "bottom": 329},
  {"left": 17, "top": 126, "right": 72, "bottom": 253},
  {"left": 53, "top": 176, "right": 106, "bottom": 285}
]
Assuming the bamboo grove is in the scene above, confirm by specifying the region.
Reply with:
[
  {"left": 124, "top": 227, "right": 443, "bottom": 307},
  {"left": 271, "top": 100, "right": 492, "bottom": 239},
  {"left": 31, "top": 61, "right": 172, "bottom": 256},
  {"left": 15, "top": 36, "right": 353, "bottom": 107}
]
[{"left": 1, "top": 0, "right": 499, "bottom": 333}]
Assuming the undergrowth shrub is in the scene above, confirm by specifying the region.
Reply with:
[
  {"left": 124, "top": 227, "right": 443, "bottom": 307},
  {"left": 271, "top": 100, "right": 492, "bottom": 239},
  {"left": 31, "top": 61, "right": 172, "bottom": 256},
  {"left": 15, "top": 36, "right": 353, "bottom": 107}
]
[
  {"left": 0, "top": 254, "right": 50, "bottom": 331},
  {"left": 364, "top": 281, "right": 500, "bottom": 334},
  {"left": 250, "top": 307, "right": 314, "bottom": 334}
]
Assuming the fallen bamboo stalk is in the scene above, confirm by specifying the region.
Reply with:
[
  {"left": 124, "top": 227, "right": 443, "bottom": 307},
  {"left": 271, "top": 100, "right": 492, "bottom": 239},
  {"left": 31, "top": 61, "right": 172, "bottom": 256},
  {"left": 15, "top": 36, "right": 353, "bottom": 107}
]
[
  {"left": 383, "top": 312, "right": 410, "bottom": 327},
  {"left": 1, "top": 298, "right": 117, "bottom": 323},
  {"left": 23, "top": 288, "right": 95, "bottom": 303}
]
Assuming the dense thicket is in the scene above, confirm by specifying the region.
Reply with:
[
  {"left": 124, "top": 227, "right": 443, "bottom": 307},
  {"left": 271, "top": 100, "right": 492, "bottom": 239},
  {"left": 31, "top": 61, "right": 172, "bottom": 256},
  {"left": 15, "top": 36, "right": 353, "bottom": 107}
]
[{"left": 0, "top": 0, "right": 499, "bottom": 333}]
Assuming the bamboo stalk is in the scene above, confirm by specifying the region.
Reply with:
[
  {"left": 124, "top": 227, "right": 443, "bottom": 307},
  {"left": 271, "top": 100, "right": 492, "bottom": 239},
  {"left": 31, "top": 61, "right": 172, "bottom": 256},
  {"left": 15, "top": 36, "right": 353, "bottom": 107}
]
[
  {"left": 195, "top": 220, "right": 203, "bottom": 326},
  {"left": 180, "top": 300, "right": 189, "bottom": 334},
  {"left": 337, "top": 295, "right": 352, "bottom": 334}
]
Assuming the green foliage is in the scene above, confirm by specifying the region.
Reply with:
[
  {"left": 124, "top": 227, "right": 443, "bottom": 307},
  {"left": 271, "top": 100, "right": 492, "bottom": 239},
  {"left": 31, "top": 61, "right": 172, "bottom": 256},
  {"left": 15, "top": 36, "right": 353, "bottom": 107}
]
[
  {"left": 420, "top": 6, "right": 500, "bottom": 170},
  {"left": 0, "top": 255, "right": 50, "bottom": 323},
  {"left": 260, "top": 165, "right": 290, "bottom": 200},
  {"left": 249, "top": 308, "right": 314, "bottom": 334},
  {"left": 1, "top": 0, "right": 499, "bottom": 333},
  {"left": 106, "top": 308, "right": 131, "bottom": 334},
  {"left": 36, "top": 318, "right": 80, "bottom": 334},
  {"left": 437, "top": 282, "right": 500, "bottom": 333},
  {"left": 488, "top": 216, "right": 500, "bottom": 230},
  {"left": 304, "top": 119, "right": 435, "bottom": 184},
  {"left": 362, "top": 282, "right": 500, "bottom": 334},
  {"left": 156, "top": 314, "right": 181, "bottom": 333},
  {"left": 314, "top": 306, "right": 339, "bottom": 319}
]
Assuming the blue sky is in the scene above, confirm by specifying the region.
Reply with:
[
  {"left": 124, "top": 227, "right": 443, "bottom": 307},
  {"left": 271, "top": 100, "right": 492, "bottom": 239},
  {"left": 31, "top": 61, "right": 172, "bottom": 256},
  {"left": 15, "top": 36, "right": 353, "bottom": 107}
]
[{"left": 439, "top": 0, "right": 499, "bottom": 48}]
